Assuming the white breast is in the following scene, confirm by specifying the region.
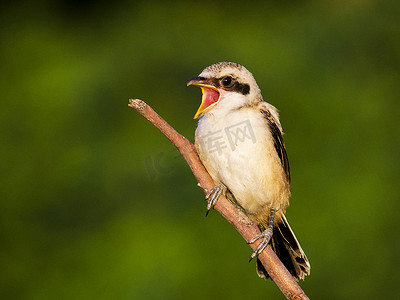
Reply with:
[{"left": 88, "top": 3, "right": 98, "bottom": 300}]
[{"left": 195, "top": 107, "right": 290, "bottom": 217}]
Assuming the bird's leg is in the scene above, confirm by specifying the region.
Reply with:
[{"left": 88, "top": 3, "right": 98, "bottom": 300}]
[
  {"left": 247, "top": 209, "right": 276, "bottom": 262},
  {"left": 205, "top": 183, "right": 227, "bottom": 216}
]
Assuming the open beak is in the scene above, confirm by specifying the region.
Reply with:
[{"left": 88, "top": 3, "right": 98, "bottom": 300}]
[{"left": 187, "top": 77, "right": 221, "bottom": 119}]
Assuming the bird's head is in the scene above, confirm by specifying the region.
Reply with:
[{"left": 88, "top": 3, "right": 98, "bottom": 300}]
[{"left": 187, "top": 62, "right": 262, "bottom": 119}]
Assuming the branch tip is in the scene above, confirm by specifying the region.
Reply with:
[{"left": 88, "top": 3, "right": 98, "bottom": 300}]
[{"left": 128, "top": 99, "right": 147, "bottom": 111}]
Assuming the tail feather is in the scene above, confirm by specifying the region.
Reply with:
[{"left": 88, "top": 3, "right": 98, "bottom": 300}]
[{"left": 256, "top": 215, "right": 310, "bottom": 281}]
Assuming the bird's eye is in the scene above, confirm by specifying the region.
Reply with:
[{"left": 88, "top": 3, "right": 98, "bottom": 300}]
[{"left": 221, "top": 76, "right": 234, "bottom": 87}]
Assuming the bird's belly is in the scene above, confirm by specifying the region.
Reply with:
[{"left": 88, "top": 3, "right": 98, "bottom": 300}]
[{"left": 196, "top": 115, "right": 289, "bottom": 216}]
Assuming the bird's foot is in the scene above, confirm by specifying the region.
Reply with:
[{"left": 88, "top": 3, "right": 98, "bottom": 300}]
[
  {"left": 247, "top": 227, "right": 274, "bottom": 262},
  {"left": 205, "top": 183, "right": 227, "bottom": 216},
  {"left": 247, "top": 208, "right": 276, "bottom": 262}
]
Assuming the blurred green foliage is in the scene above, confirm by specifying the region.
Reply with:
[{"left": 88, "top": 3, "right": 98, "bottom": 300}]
[{"left": 1, "top": 0, "right": 399, "bottom": 299}]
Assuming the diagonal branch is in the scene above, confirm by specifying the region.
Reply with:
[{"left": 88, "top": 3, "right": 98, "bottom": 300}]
[{"left": 129, "top": 99, "right": 309, "bottom": 300}]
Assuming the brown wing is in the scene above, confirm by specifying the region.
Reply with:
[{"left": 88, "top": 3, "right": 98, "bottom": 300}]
[{"left": 260, "top": 109, "right": 291, "bottom": 184}]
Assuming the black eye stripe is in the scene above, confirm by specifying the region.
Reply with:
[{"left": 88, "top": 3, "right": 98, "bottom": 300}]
[
  {"left": 236, "top": 83, "right": 250, "bottom": 95},
  {"left": 205, "top": 77, "right": 250, "bottom": 95}
]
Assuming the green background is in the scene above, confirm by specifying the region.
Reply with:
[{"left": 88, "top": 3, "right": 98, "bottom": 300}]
[{"left": 1, "top": 1, "right": 399, "bottom": 299}]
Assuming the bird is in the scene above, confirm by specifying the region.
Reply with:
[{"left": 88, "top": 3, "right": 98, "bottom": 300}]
[{"left": 187, "top": 62, "right": 310, "bottom": 280}]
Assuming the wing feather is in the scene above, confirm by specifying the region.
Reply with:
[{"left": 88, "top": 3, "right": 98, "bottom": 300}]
[{"left": 260, "top": 109, "right": 291, "bottom": 184}]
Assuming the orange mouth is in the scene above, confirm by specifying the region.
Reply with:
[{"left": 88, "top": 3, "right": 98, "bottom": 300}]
[{"left": 193, "top": 85, "right": 221, "bottom": 119}]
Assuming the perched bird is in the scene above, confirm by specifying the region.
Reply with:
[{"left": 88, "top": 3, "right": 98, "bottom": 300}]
[{"left": 187, "top": 62, "right": 310, "bottom": 280}]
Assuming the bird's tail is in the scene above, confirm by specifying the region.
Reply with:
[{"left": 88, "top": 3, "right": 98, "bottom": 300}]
[{"left": 256, "top": 215, "right": 310, "bottom": 281}]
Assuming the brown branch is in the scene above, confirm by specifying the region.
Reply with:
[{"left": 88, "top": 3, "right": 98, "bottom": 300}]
[{"left": 129, "top": 99, "right": 309, "bottom": 300}]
